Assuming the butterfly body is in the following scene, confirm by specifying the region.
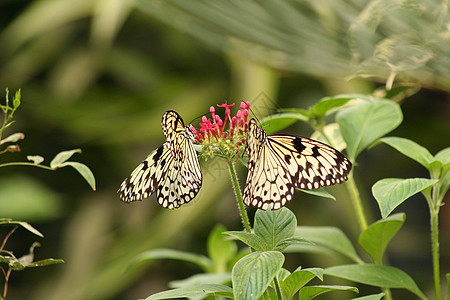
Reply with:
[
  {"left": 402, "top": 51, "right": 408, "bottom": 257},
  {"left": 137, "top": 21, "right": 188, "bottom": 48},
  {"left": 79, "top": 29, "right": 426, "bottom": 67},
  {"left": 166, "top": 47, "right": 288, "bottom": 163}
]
[
  {"left": 244, "top": 118, "right": 351, "bottom": 210},
  {"left": 118, "top": 111, "right": 202, "bottom": 209}
]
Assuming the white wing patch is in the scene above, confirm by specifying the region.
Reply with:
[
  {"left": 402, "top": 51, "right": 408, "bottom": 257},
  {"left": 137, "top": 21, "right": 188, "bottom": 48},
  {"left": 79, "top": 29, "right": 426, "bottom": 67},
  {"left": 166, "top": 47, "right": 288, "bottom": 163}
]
[
  {"left": 243, "top": 118, "right": 351, "bottom": 210},
  {"left": 118, "top": 111, "right": 202, "bottom": 209}
]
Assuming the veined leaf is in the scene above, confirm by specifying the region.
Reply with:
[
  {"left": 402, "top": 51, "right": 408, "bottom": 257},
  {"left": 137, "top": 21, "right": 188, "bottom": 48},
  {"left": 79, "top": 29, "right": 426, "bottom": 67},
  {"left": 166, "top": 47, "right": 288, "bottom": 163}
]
[
  {"left": 253, "top": 207, "right": 297, "bottom": 251},
  {"left": 359, "top": 213, "right": 405, "bottom": 264},
  {"left": 372, "top": 178, "right": 438, "bottom": 218},
  {"left": 325, "top": 264, "right": 426, "bottom": 300},
  {"left": 376, "top": 137, "right": 434, "bottom": 169},
  {"left": 295, "top": 226, "right": 363, "bottom": 263},
  {"left": 144, "top": 284, "right": 233, "bottom": 300},
  {"left": 337, "top": 99, "right": 402, "bottom": 161},
  {"left": 232, "top": 251, "right": 284, "bottom": 300},
  {"left": 298, "top": 285, "right": 358, "bottom": 300}
]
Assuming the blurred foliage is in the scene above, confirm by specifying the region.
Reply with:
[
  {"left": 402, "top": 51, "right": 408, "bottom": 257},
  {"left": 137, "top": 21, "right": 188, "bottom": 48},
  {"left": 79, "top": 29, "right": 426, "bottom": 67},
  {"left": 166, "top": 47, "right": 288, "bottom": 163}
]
[{"left": 0, "top": 0, "right": 448, "bottom": 300}]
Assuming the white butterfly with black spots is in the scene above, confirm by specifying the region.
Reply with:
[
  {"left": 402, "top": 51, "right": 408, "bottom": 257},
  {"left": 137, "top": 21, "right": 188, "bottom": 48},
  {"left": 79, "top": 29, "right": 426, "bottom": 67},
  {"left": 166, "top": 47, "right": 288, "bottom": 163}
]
[
  {"left": 118, "top": 111, "right": 202, "bottom": 209},
  {"left": 243, "top": 118, "right": 351, "bottom": 210}
]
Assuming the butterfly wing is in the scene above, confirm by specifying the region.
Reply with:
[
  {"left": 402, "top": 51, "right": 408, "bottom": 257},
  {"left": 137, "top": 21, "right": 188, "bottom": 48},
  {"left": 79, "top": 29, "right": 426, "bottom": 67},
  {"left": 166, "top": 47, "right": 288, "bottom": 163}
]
[
  {"left": 118, "top": 111, "right": 202, "bottom": 209},
  {"left": 243, "top": 118, "right": 351, "bottom": 210},
  {"left": 118, "top": 144, "right": 172, "bottom": 203}
]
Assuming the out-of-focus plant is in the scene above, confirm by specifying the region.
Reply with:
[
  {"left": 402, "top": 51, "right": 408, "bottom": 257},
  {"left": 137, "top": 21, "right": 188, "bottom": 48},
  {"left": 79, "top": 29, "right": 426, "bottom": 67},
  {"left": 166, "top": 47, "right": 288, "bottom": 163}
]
[
  {"left": 0, "top": 88, "right": 96, "bottom": 299},
  {"left": 0, "top": 220, "right": 64, "bottom": 300}
]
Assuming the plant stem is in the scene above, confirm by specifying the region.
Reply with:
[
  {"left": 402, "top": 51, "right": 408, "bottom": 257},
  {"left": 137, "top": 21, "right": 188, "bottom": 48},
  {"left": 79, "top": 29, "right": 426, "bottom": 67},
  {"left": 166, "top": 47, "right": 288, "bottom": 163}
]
[
  {"left": 273, "top": 276, "right": 283, "bottom": 300},
  {"left": 430, "top": 203, "right": 440, "bottom": 300},
  {"left": 227, "top": 161, "right": 252, "bottom": 233},
  {"left": 0, "top": 162, "right": 53, "bottom": 170},
  {"left": 345, "top": 172, "right": 368, "bottom": 231}
]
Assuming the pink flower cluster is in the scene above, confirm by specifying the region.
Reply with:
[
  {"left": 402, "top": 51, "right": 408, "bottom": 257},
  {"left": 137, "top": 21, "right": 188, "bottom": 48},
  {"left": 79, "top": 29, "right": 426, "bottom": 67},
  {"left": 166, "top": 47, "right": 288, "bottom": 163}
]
[{"left": 189, "top": 101, "right": 250, "bottom": 153}]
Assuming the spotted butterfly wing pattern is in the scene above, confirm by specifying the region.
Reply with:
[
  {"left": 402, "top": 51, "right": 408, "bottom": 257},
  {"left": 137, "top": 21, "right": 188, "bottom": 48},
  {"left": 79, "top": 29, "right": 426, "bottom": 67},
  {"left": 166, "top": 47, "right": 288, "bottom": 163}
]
[
  {"left": 118, "top": 111, "right": 202, "bottom": 209},
  {"left": 243, "top": 118, "right": 351, "bottom": 210}
]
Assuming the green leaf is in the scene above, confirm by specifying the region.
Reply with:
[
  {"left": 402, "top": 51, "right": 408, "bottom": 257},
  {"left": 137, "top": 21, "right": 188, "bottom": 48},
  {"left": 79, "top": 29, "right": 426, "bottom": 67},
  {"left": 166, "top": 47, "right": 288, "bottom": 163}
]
[
  {"left": 0, "top": 132, "right": 24, "bottom": 144},
  {"left": 50, "top": 149, "right": 82, "bottom": 168},
  {"left": 372, "top": 178, "right": 438, "bottom": 219},
  {"left": 0, "top": 218, "right": 44, "bottom": 237},
  {"left": 24, "top": 258, "right": 64, "bottom": 268},
  {"left": 435, "top": 147, "right": 450, "bottom": 166},
  {"left": 298, "top": 285, "right": 358, "bottom": 300},
  {"left": 351, "top": 293, "right": 385, "bottom": 300},
  {"left": 59, "top": 161, "right": 96, "bottom": 191},
  {"left": 129, "top": 248, "right": 213, "bottom": 273},
  {"left": 224, "top": 231, "right": 267, "bottom": 252},
  {"left": 13, "top": 89, "right": 21, "bottom": 109},
  {"left": 295, "top": 226, "right": 363, "bottom": 263},
  {"left": 274, "top": 237, "right": 313, "bottom": 252},
  {"left": 144, "top": 284, "right": 234, "bottom": 300},
  {"left": 27, "top": 155, "right": 44, "bottom": 165},
  {"left": 337, "top": 99, "right": 402, "bottom": 161},
  {"left": 253, "top": 207, "right": 297, "bottom": 251},
  {"left": 299, "top": 187, "right": 336, "bottom": 200},
  {"left": 324, "top": 264, "right": 427, "bottom": 300},
  {"left": 169, "top": 273, "right": 231, "bottom": 288},
  {"left": 281, "top": 268, "right": 323, "bottom": 299},
  {"left": 376, "top": 137, "right": 434, "bottom": 169},
  {"left": 232, "top": 251, "right": 284, "bottom": 300},
  {"left": 260, "top": 112, "right": 308, "bottom": 134},
  {"left": 311, "top": 96, "right": 352, "bottom": 117},
  {"left": 207, "top": 224, "right": 237, "bottom": 273},
  {"left": 359, "top": 213, "right": 405, "bottom": 264}
]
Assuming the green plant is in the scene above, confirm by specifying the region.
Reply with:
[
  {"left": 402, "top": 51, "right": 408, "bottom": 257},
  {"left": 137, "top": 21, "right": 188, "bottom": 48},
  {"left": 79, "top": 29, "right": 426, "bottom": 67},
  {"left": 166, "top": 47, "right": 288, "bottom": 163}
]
[
  {"left": 126, "top": 91, "right": 448, "bottom": 300},
  {"left": 0, "top": 89, "right": 96, "bottom": 299}
]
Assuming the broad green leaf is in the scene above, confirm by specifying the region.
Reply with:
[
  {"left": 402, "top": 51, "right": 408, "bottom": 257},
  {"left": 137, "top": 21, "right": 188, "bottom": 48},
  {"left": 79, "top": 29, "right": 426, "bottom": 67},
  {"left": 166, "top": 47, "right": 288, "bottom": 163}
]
[
  {"left": 0, "top": 132, "right": 24, "bottom": 144},
  {"left": 224, "top": 231, "right": 267, "bottom": 251},
  {"left": 351, "top": 293, "right": 385, "bottom": 300},
  {"left": 254, "top": 207, "right": 297, "bottom": 251},
  {"left": 281, "top": 268, "right": 323, "bottom": 299},
  {"left": 372, "top": 178, "right": 438, "bottom": 218},
  {"left": 337, "top": 99, "right": 402, "bottom": 161},
  {"left": 311, "top": 122, "right": 347, "bottom": 152},
  {"left": 0, "top": 219, "right": 44, "bottom": 237},
  {"left": 311, "top": 96, "right": 352, "bottom": 117},
  {"left": 295, "top": 226, "right": 363, "bottom": 263},
  {"left": 129, "top": 248, "right": 213, "bottom": 273},
  {"left": 435, "top": 147, "right": 450, "bottom": 166},
  {"left": 298, "top": 285, "right": 358, "bottom": 300},
  {"left": 324, "top": 264, "right": 426, "bottom": 300},
  {"left": 299, "top": 187, "right": 336, "bottom": 200},
  {"left": 169, "top": 273, "right": 231, "bottom": 288},
  {"left": 27, "top": 155, "right": 44, "bottom": 165},
  {"left": 232, "top": 251, "right": 284, "bottom": 300},
  {"left": 60, "top": 161, "right": 96, "bottom": 191},
  {"left": 50, "top": 149, "right": 82, "bottom": 168},
  {"left": 359, "top": 213, "right": 405, "bottom": 264},
  {"left": 144, "top": 284, "right": 234, "bottom": 300},
  {"left": 207, "top": 224, "right": 237, "bottom": 273},
  {"left": 377, "top": 137, "right": 434, "bottom": 169},
  {"left": 274, "top": 237, "right": 312, "bottom": 252},
  {"left": 260, "top": 112, "right": 308, "bottom": 134}
]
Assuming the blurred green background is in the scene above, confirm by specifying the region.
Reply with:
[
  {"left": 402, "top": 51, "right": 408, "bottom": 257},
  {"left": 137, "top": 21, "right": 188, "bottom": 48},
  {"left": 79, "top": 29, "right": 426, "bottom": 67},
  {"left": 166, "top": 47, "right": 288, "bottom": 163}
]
[{"left": 0, "top": 1, "right": 449, "bottom": 299}]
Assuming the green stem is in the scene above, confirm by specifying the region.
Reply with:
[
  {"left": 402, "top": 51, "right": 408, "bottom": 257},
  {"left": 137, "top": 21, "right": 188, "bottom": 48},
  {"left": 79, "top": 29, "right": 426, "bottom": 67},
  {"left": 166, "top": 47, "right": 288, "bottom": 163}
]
[
  {"left": 227, "top": 161, "right": 252, "bottom": 233},
  {"left": 273, "top": 276, "right": 283, "bottom": 300},
  {"left": 430, "top": 203, "right": 440, "bottom": 300},
  {"left": 345, "top": 172, "right": 368, "bottom": 231},
  {"left": 0, "top": 162, "right": 53, "bottom": 170}
]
